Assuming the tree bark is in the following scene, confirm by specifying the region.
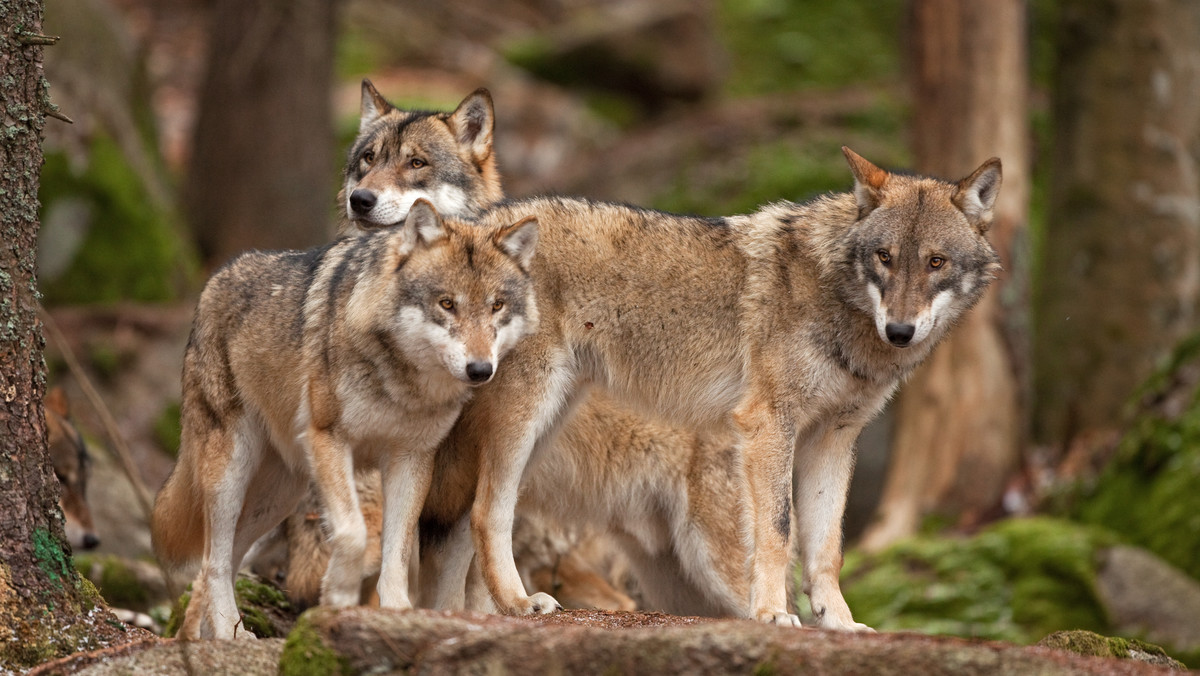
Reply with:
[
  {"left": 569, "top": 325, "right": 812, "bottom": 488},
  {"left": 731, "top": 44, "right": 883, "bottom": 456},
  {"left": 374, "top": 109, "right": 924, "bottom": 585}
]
[
  {"left": 185, "top": 0, "right": 337, "bottom": 268},
  {"left": 0, "top": 1, "right": 130, "bottom": 670},
  {"left": 860, "top": 0, "right": 1029, "bottom": 550},
  {"left": 1034, "top": 0, "right": 1200, "bottom": 450}
]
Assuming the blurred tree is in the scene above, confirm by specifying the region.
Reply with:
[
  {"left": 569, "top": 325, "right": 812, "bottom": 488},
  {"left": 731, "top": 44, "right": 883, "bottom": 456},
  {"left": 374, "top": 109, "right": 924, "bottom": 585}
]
[
  {"left": 860, "top": 0, "right": 1029, "bottom": 550},
  {"left": 0, "top": 0, "right": 130, "bottom": 669},
  {"left": 1035, "top": 1, "right": 1200, "bottom": 454},
  {"left": 185, "top": 0, "right": 337, "bottom": 267}
]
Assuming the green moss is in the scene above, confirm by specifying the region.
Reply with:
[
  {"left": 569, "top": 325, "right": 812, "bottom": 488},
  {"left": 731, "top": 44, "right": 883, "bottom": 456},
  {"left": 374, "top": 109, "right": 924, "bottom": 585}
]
[
  {"left": 162, "top": 589, "right": 189, "bottom": 639},
  {"left": 164, "top": 577, "right": 292, "bottom": 639},
  {"left": 74, "top": 554, "right": 150, "bottom": 609},
  {"left": 840, "top": 517, "right": 1114, "bottom": 644},
  {"left": 1068, "top": 333, "right": 1200, "bottom": 582},
  {"left": 279, "top": 611, "right": 351, "bottom": 676},
  {"left": 152, "top": 400, "right": 182, "bottom": 458},
  {"left": 32, "top": 527, "right": 72, "bottom": 592},
  {"left": 1038, "top": 630, "right": 1185, "bottom": 669}
]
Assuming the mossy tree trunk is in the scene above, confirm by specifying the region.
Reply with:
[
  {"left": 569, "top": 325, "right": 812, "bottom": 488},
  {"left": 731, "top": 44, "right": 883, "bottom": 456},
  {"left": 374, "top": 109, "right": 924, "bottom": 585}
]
[
  {"left": 185, "top": 0, "right": 337, "bottom": 268},
  {"left": 1034, "top": 0, "right": 1200, "bottom": 451},
  {"left": 861, "top": 0, "right": 1029, "bottom": 550},
  {"left": 0, "top": 0, "right": 128, "bottom": 670}
]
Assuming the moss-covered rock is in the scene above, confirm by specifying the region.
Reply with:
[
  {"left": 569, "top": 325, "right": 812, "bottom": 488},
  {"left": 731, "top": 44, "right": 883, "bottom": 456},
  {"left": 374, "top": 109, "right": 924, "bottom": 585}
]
[
  {"left": 1069, "top": 333, "right": 1200, "bottom": 584},
  {"left": 1038, "top": 630, "right": 1184, "bottom": 670},
  {"left": 164, "top": 574, "right": 298, "bottom": 639},
  {"left": 840, "top": 517, "right": 1116, "bottom": 645},
  {"left": 73, "top": 554, "right": 169, "bottom": 613}
]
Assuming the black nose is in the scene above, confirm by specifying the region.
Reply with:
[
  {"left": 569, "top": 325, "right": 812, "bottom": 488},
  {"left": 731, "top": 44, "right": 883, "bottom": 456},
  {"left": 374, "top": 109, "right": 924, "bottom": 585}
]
[
  {"left": 81, "top": 533, "right": 100, "bottom": 550},
  {"left": 885, "top": 322, "right": 915, "bottom": 346},
  {"left": 349, "top": 189, "right": 377, "bottom": 215},
  {"left": 466, "top": 361, "right": 494, "bottom": 383}
]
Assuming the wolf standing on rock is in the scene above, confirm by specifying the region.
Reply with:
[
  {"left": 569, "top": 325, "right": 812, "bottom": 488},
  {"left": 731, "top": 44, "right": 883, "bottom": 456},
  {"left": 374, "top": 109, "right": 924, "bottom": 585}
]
[
  {"left": 426, "top": 148, "right": 1002, "bottom": 630},
  {"left": 150, "top": 200, "right": 539, "bottom": 639}
]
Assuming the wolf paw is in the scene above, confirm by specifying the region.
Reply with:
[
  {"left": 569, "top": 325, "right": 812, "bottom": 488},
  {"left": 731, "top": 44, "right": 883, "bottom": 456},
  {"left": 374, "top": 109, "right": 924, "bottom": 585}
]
[
  {"left": 757, "top": 611, "right": 803, "bottom": 627},
  {"left": 509, "top": 592, "right": 562, "bottom": 616}
]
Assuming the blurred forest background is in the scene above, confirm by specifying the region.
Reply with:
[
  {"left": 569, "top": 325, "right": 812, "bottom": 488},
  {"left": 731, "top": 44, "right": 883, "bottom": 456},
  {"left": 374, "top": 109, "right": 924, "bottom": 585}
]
[{"left": 19, "top": 0, "right": 1200, "bottom": 665}]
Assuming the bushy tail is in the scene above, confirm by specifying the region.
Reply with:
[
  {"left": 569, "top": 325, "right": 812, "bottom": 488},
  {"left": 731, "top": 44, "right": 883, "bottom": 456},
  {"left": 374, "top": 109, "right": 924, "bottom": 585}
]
[{"left": 150, "top": 453, "right": 206, "bottom": 571}]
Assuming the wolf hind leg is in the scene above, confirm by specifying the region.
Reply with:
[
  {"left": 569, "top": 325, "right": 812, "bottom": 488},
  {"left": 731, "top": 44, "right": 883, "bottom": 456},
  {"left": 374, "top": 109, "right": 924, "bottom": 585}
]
[
  {"left": 181, "top": 416, "right": 266, "bottom": 640},
  {"left": 231, "top": 445, "right": 308, "bottom": 576}
]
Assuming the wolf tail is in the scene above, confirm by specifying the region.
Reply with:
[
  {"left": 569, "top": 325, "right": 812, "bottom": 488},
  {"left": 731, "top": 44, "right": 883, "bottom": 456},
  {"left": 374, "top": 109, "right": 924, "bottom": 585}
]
[{"left": 150, "top": 449, "right": 205, "bottom": 570}]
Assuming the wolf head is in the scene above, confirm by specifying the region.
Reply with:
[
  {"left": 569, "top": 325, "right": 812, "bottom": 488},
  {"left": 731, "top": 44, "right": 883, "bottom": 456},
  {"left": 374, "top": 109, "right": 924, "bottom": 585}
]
[
  {"left": 354, "top": 200, "right": 538, "bottom": 386},
  {"left": 841, "top": 147, "right": 1002, "bottom": 349},
  {"left": 46, "top": 386, "right": 99, "bottom": 551},
  {"left": 339, "top": 80, "right": 502, "bottom": 235}
]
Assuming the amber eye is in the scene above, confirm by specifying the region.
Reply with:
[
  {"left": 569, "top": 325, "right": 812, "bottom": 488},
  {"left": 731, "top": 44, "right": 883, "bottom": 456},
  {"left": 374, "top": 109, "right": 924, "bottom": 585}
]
[
  {"left": 361, "top": 149, "right": 375, "bottom": 165},
  {"left": 439, "top": 299, "right": 455, "bottom": 311},
  {"left": 410, "top": 158, "right": 426, "bottom": 169},
  {"left": 929, "top": 256, "right": 945, "bottom": 269},
  {"left": 877, "top": 250, "right": 891, "bottom": 264},
  {"left": 492, "top": 300, "right": 505, "bottom": 312}
]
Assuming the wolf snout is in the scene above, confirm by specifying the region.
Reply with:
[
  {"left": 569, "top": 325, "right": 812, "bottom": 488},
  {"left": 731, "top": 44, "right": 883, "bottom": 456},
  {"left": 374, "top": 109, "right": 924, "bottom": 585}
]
[
  {"left": 885, "top": 322, "right": 916, "bottom": 347},
  {"left": 349, "top": 189, "right": 377, "bottom": 216},
  {"left": 81, "top": 533, "right": 100, "bottom": 550},
  {"left": 466, "top": 361, "right": 494, "bottom": 383}
]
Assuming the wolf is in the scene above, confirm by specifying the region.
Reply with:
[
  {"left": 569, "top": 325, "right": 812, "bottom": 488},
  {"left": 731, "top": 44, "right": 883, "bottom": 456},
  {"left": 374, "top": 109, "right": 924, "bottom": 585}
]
[
  {"left": 46, "top": 386, "right": 101, "bottom": 552},
  {"left": 422, "top": 148, "right": 1002, "bottom": 629},
  {"left": 338, "top": 79, "right": 501, "bottom": 236},
  {"left": 150, "top": 199, "right": 539, "bottom": 639}
]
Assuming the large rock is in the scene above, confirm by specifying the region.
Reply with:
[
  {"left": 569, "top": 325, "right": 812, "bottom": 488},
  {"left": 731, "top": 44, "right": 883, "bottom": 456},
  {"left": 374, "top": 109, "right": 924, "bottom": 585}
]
[{"left": 1095, "top": 546, "right": 1200, "bottom": 656}]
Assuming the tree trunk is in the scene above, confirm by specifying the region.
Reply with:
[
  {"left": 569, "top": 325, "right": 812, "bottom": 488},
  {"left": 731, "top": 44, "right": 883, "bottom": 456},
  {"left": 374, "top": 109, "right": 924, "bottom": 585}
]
[
  {"left": 185, "top": 0, "right": 337, "bottom": 268},
  {"left": 860, "top": 0, "right": 1029, "bottom": 551},
  {"left": 1034, "top": 0, "right": 1200, "bottom": 452},
  {"left": 0, "top": 1, "right": 132, "bottom": 670}
]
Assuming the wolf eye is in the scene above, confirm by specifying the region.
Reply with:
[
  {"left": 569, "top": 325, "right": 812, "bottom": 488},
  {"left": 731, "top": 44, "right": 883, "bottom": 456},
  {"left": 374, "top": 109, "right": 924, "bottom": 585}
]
[
  {"left": 492, "top": 300, "right": 505, "bottom": 312},
  {"left": 929, "top": 256, "right": 945, "bottom": 269},
  {"left": 410, "top": 158, "right": 426, "bottom": 169},
  {"left": 877, "top": 250, "right": 891, "bottom": 265},
  {"left": 439, "top": 298, "right": 455, "bottom": 311},
  {"left": 361, "top": 150, "right": 375, "bottom": 165}
]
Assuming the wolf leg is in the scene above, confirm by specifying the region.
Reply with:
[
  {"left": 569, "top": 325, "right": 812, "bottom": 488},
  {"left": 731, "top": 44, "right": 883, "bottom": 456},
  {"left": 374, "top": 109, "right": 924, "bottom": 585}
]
[
  {"left": 425, "top": 514, "right": 474, "bottom": 610},
  {"left": 467, "top": 343, "right": 576, "bottom": 616},
  {"left": 231, "top": 446, "right": 308, "bottom": 574},
  {"left": 183, "top": 416, "right": 265, "bottom": 640},
  {"left": 376, "top": 447, "right": 436, "bottom": 609},
  {"left": 793, "top": 422, "right": 872, "bottom": 632},
  {"left": 310, "top": 428, "right": 367, "bottom": 608}
]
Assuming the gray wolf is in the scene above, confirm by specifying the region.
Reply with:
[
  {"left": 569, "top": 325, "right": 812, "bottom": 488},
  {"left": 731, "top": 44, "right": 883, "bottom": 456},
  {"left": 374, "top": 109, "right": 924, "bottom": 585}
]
[
  {"left": 422, "top": 148, "right": 1002, "bottom": 629},
  {"left": 46, "top": 386, "right": 101, "bottom": 552},
  {"left": 150, "top": 199, "right": 539, "bottom": 639},
  {"left": 338, "top": 79, "right": 500, "bottom": 236}
]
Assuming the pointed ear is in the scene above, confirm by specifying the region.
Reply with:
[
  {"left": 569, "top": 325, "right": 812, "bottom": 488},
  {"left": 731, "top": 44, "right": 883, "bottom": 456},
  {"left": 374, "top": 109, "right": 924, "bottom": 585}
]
[
  {"left": 842, "top": 146, "right": 889, "bottom": 216},
  {"left": 953, "top": 157, "right": 1002, "bottom": 233},
  {"left": 404, "top": 198, "right": 446, "bottom": 246},
  {"left": 45, "top": 386, "right": 69, "bottom": 417},
  {"left": 448, "top": 88, "right": 495, "bottom": 161},
  {"left": 360, "top": 78, "right": 393, "bottom": 131},
  {"left": 495, "top": 216, "right": 538, "bottom": 270}
]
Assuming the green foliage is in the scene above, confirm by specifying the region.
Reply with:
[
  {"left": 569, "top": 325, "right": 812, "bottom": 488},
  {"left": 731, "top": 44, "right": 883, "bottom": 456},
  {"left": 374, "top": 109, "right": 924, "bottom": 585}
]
[
  {"left": 717, "top": 0, "right": 903, "bottom": 96},
  {"left": 840, "top": 517, "right": 1115, "bottom": 644},
  {"left": 1069, "top": 333, "right": 1200, "bottom": 583},
  {"left": 38, "top": 133, "right": 198, "bottom": 305},
  {"left": 152, "top": 400, "right": 182, "bottom": 458},
  {"left": 73, "top": 554, "right": 149, "bottom": 610}
]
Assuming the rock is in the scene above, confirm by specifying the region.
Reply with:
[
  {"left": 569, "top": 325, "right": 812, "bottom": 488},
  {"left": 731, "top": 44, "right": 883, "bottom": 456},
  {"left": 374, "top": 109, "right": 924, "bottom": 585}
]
[
  {"left": 1038, "top": 630, "right": 1184, "bottom": 670},
  {"left": 1095, "top": 546, "right": 1200, "bottom": 654}
]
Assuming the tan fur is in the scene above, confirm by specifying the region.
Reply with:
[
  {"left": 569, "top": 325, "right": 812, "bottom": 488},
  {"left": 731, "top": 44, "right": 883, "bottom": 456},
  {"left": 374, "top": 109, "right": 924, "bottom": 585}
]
[
  {"left": 150, "top": 201, "right": 538, "bottom": 639},
  {"left": 422, "top": 150, "right": 1001, "bottom": 629},
  {"left": 46, "top": 387, "right": 100, "bottom": 552}
]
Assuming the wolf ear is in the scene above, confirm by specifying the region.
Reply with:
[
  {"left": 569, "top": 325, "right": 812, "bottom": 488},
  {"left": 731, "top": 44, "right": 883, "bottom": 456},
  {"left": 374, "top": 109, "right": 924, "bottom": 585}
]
[
  {"left": 953, "top": 158, "right": 1003, "bottom": 233},
  {"left": 495, "top": 216, "right": 538, "bottom": 270},
  {"left": 404, "top": 199, "right": 446, "bottom": 246},
  {"left": 842, "top": 146, "right": 889, "bottom": 217},
  {"left": 448, "top": 89, "right": 495, "bottom": 162},
  {"left": 360, "top": 78, "right": 394, "bottom": 131}
]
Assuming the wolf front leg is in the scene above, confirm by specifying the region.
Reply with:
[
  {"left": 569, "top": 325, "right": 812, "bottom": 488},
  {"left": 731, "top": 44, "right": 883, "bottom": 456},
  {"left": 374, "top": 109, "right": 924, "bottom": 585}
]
[
  {"left": 376, "top": 446, "right": 437, "bottom": 609},
  {"left": 309, "top": 426, "right": 368, "bottom": 608},
  {"left": 734, "top": 391, "right": 803, "bottom": 627},
  {"left": 467, "top": 344, "right": 576, "bottom": 616},
  {"left": 793, "top": 420, "right": 873, "bottom": 632}
]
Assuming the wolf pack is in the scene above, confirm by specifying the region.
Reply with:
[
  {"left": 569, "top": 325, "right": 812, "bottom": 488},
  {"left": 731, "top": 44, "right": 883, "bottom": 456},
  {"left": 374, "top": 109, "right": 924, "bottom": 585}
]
[{"left": 150, "top": 80, "right": 1003, "bottom": 639}]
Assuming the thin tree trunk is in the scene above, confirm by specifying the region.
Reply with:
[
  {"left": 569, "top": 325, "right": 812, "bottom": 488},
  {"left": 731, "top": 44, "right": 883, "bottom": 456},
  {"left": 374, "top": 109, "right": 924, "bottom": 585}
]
[
  {"left": 1035, "top": 0, "right": 1200, "bottom": 452},
  {"left": 185, "top": 0, "right": 337, "bottom": 267},
  {"left": 0, "top": 1, "right": 129, "bottom": 670},
  {"left": 860, "top": 0, "right": 1029, "bottom": 551}
]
